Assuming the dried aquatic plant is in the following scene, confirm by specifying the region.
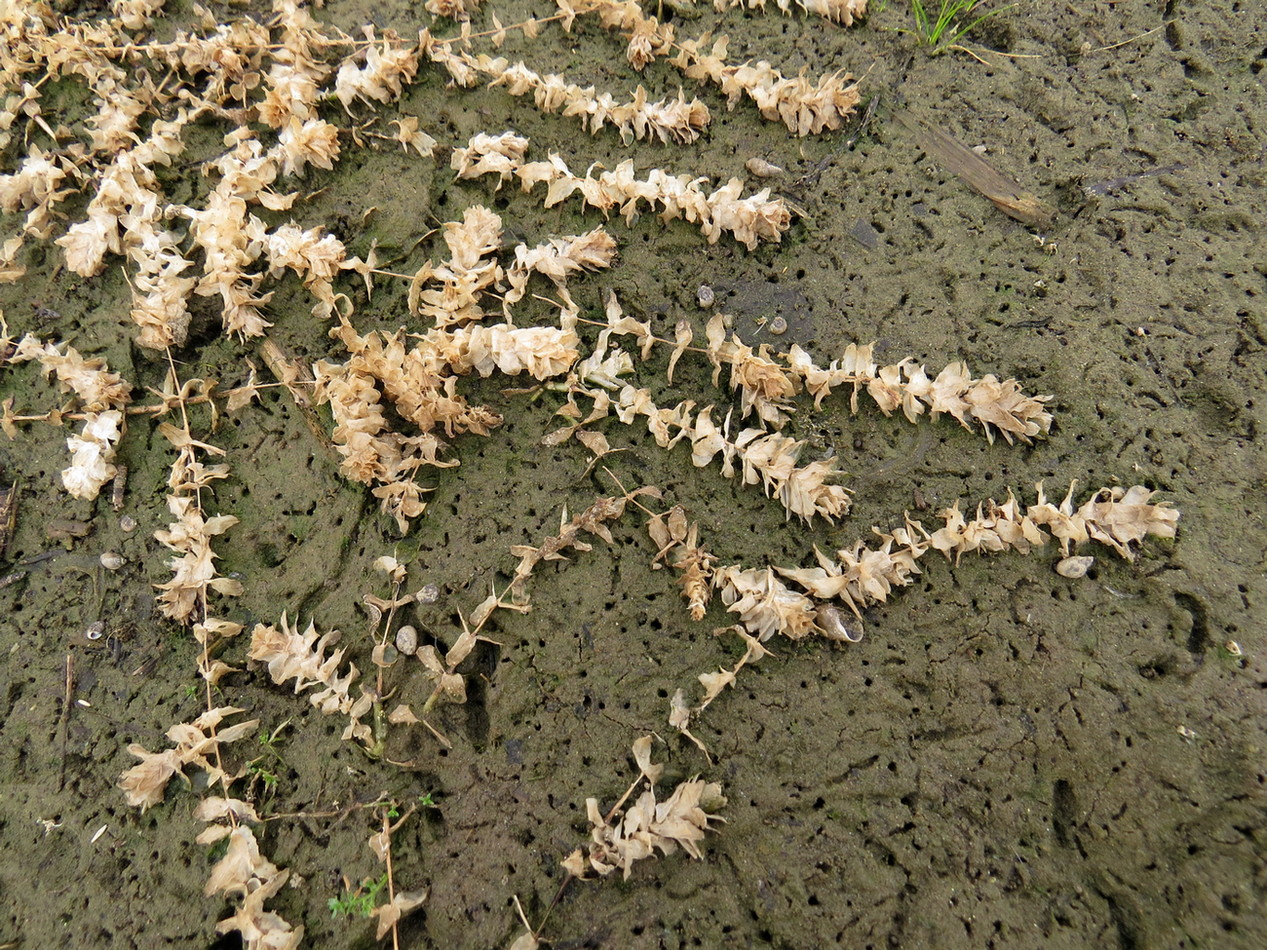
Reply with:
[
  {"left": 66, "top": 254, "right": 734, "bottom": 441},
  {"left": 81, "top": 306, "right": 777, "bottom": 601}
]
[
  {"left": 0, "top": 3, "right": 1184, "bottom": 948},
  {"left": 563, "top": 0, "right": 863, "bottom": 135},
  {"left": 562, "top": 736, "right": 726, "bottom": 880},
  {"left": 455, "top": 132, "right": 792, "bottom": 249},
  {"left": 646, "top": 504, "right": 716, "bottom": 620},
  {"left": 470, "top": 53, "right": 711, "bottom": 144},
  {"left": 153, "top": 493, "right": 241, "bottom": 624},
  {"left": 726, "top": 482, "right": 1179, "bottom": 642},
  {"left": 365, "top": 806, "right": 428, "bottom": 943},
  {"left": 204, "top": 825, "right": 304, "bottom": 950},
  {"left": 118, "top": 706, "right": 259, "bottom": 811},
  {"left": 715, "top": 0, "right": 869, "bottom": 26},
  {"left": 247, "top": 613, "right": 373, "bottom": 745},
  {"left": 3, "top": 329, "right": 132, "bottom": 499},
  {"left": 151, "top": 379, "right": 243, "bottom": 628}
]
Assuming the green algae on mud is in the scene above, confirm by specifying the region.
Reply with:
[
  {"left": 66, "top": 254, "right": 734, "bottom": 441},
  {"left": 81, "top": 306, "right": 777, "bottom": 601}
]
[{"left": 1, "top": 1, "right": 1266, "bottom": 948}]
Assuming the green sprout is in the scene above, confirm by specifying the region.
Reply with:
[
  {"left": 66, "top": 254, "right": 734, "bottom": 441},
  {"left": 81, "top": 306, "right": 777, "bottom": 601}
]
[
  {"left": 890, "top": 0, "right": 1012, "bottom": 54},
  {"left": 328, "top": 873, "right": 389, "bottom": 920},
  {"left": 246, "top": 763, "right": 279, "bottom": 792},
  {"left": 244, "top": 720, "right": 291, "bottom": 804}
]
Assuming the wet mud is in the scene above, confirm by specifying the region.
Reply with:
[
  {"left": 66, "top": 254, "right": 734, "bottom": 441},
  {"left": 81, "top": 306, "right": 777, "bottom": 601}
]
[{"left": 0, "top": 1, "right": 1264, "bottom": 948}]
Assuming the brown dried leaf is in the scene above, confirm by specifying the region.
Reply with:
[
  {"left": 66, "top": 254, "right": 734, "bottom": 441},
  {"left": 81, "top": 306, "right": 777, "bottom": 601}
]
[
  {"left": 469, "top": 593, "right": 500, "bottom": 629},
  {"left": 666, "top": 317, "right": 694, "bottom": 383},
  {"left": 575, "top": 429, "right": 611, "bottom": 458},
  {"left": 416, "top": 644, "right": 444, "bottom": 675}
]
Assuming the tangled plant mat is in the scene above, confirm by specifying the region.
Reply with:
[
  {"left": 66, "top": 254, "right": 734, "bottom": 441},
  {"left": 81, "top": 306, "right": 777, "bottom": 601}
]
[{"left": 0, "top": 0, "right": 1264, "bottom": 948}]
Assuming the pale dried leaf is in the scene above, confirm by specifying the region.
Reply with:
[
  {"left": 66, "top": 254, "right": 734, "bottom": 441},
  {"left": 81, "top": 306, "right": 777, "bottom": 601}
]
[
  {"left": 387, "top": 703, "right": 420, "bottom": 724},
  {"left": 631, "top": 735, "right": 663, "bottom": 786},
  {"left": 370, "top": 889, "right": 428, "bottom": 940}
]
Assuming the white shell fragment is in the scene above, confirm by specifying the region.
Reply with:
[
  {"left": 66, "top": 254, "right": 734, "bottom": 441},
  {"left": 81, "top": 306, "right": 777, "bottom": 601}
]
[
  {"left": 395, "top": 625, "right": 419, "bottom": 656},
  {"left": 99, "top": 551, "right": 125, "bottom": 570},
  {"left": 1055, "top": 555, "right": 1095, "bottom": 578},
  {"left": 745, "top": 157, "right": 783, "bottom": 178}
]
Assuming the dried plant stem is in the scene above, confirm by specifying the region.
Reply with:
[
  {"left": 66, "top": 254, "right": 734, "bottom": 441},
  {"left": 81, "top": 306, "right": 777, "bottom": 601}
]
[
  {"left": 380, "top": 808, "right": 401, "bottom": 950},
  {"left": 569, "top": 306, "right": 1053, "bottom": 442},
  {"left": 453, "top": 133, "right": 791, "bottom": 249},
  {"left": 564, "top": 0, "right": 862, "bottom": 134}
]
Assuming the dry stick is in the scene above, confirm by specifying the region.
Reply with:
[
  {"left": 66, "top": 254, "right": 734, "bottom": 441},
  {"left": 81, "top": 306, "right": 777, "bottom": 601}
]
[
  {"left": 383, "top": 802, "right": 422, "bottom": 946},
  {"left": 368, "top": 572, "right": 407, "bottom": 756},
  {"left": 56, "top": 653, "right": 73, "bottom": 792},
  {"left": 261, "top": 790, "right": 393, "bottom": 824},
  {"left": 163, "top": 346, "right": 236, "bottom": 827},
  {"left": 380, "top": 807, "right": 399, "bottom": 950}
]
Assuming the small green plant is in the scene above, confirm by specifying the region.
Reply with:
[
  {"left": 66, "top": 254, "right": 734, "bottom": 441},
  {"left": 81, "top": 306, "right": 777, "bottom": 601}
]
[
  {"left": 417, "top": 791, "right": 439, "bottom": 810},
  {"left": 328, "top": 873, "right": 389, "bottom": 920},
  {"left": 244, "top": 720, "right": 291, "bottom": 805},
  {"left": 247, "top": 763, "right": 279, "bottom": 792},
  {"left": 889, "top": 0, "right": 1011, "bottom": 54}
]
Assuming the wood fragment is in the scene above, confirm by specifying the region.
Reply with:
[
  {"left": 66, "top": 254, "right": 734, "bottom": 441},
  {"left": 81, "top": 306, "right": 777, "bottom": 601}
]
[
  {"left": 259, "top": 338, "right": 332, "bottom": 449},
  {"left": 0, "top": 478, "right": 16, "bottom": 560},
  {"left": 892, "top": 108, "right": 1057, "bottom": 228},
  {"left": 45, "top": 518, "right": 91, "bottom": 541}
]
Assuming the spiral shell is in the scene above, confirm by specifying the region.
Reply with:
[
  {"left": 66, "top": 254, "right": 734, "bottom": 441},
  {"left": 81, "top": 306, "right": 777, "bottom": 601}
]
[
  {"left": 1055, "top": 555, "right": 1095, "bottom": 578},
  {"left": 745, "top": 157, "right": 783, "bottom": 178},
  {"left": 817, "top": 604, "right": 863, "bottom": 642}
]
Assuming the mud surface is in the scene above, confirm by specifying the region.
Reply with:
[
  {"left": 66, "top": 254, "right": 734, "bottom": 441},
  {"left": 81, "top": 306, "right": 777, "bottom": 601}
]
[{"left": 1, "top": 1, "right": 1264, "bottom": 948}]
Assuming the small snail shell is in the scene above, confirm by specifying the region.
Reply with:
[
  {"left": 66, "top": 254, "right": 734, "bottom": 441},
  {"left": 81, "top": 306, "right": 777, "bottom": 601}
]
[
  {"left": 767, "top": 316, "right": 788, "bottom": 336},
  {"left": 1055, "top": 555, "right": 1095, "bottom": 578},
  {"left": 85, "top": 621, "right": 105, "bottom": 641},
  {"left": 119, "top": 516, "right": 137, "bottom": 533},
  {"left": 395, "top": 625, "right": 419, "bottom": 656},
  {"left": 100, "top": 551, "right": 125, "bottom": 570},
  {"left": 697, "top": 284, "right": 715, "bottom": 308},
  {"left": 745, "top": 157, "right": 783, "bottom": 178},
  {"left": 817, "top": 604, "right": 863, "bottom": 642}
]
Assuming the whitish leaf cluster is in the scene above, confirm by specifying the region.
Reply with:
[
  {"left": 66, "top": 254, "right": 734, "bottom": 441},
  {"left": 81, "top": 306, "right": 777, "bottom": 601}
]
[
  {"left": 563, "top": 737, "right": 726, "bottom": 879},
  {"left": 563, "top": 0, "right": 863, "bottom": 135},
  {"left": 248, "top": 613, "right": 373, "bottom": 745},
  {"left": 3, "top": 325, "right": 132, "bottom": 499},
  {"left": 117, "top": 706, "right": 259, "bottom": 811},
  {"left": 203, "top": 825, "right": 304, "bottom": 950},
  {"left": 455, "top": 131, "right": 792, "bottom": 250},
  {"left": 714, "top": 0, "right": 869, "bottom": 27}
]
